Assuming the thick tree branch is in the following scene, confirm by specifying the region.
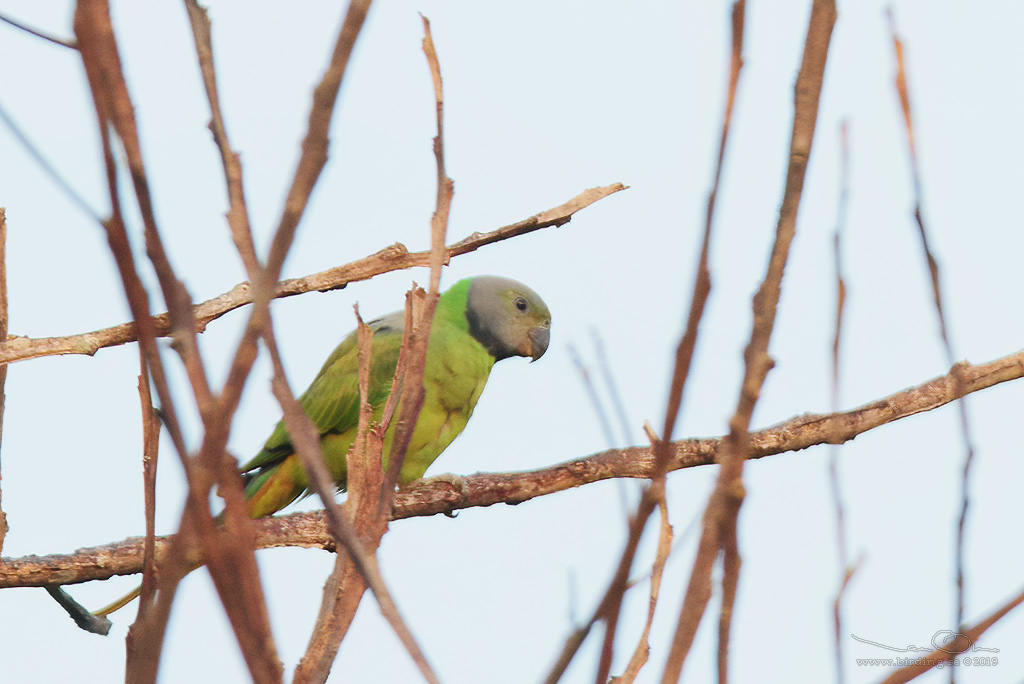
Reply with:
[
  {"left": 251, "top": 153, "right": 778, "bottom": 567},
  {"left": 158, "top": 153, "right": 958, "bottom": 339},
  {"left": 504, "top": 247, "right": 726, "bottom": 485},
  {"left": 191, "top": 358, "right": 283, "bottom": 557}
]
[
  {"left": 3, "top": 348, "right": 1020, "bottom": 589},
  {"left": 0, "top": 183, "right": 624, "bottom": 367}
]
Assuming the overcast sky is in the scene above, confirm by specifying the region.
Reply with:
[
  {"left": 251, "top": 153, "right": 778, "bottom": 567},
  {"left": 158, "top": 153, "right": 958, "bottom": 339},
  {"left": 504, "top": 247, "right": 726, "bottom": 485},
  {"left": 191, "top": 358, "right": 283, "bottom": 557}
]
[{"left": 1, "top": 1, "right": 1023, "bottom": 683}]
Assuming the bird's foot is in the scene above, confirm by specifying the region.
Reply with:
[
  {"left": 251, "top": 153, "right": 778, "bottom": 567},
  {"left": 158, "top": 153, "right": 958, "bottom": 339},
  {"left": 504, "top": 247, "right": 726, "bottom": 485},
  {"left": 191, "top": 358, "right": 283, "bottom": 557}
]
[{"left": 412, "top": 472, "right": 471, "bottom": 499}]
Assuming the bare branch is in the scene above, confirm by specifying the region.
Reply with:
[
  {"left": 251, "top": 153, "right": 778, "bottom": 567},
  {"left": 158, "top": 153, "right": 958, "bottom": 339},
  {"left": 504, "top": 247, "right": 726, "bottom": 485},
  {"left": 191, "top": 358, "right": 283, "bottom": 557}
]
[
  {"left": 135, "top": 351, "right": 161, "bottom": 619},
  {"left": 182, "top": 0, "right": 260, "bottom": 278},
  {"left": 617, "top": 498, "right": 674, "bottom": 683},
  {"left": 0, "top": 101, "right": 101, "bottom": 222},
  {"left": 264, "top": 321, "right": 439, "bottom": 684},
  {"left": 421, "top": 13, "right": 451, "bottom": 298},
  {"left": 381, "top": 14, "right": 452, "bottom": 500},
  {"left": 887, "top": 9, "right": 977, "bottom": 639},
  {"left": 878, "top": 583, "right": 1024, "bottom": 684},
  {"left": 3, "top": 345, "right": 1021, "bottom": 590},
  {"left": 295, "top": 18, "right": 451, "bottom": 682},
  {"left": 592, "top": 329, "right": 634, "bottom": 446},
  {"left": 0, "top": 209, "right": 7, "bottom": 555},
  {"left": 75, "top": 3, "right": 277, "bottom": 679},
  {"left": 0, "top": 12, "right": 78, "bottom": 49},
  {"left": 663, "top": 3, "right": 835, "bottom": 680},
  {"left": 828, "top": 119, "right": 855, "bottom": 684},
  {"left": 582, "top": 2, "right": 747, "bottom": 681},
  {"left": 265, "top": 0, "right": 373, "bottom": 282},
  {"left": 3, "top": 348, "right": 1020, "bottom": 590},
  {"left": 567, "top": 344, "right": 618, "bottom": 448},
  {"left": 0, "top": 183, "right": 625, "bottom": 368},
  {"left": 73, "top": 0, "right": 191, "bottom": 471}
]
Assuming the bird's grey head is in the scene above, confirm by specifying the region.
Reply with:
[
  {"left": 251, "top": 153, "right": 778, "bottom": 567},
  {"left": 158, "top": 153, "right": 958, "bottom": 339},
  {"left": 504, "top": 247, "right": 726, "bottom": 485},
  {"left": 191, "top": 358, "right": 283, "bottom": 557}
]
[{"left": 465, "top": 276, "right": 551, "bottom": 362}]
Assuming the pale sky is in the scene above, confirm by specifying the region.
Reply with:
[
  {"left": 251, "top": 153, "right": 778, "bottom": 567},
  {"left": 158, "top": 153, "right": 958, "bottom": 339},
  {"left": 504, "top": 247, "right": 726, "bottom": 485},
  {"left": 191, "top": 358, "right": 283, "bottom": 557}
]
[{"left": 1, "top": 2, "right": 1022, "bottom": 683}]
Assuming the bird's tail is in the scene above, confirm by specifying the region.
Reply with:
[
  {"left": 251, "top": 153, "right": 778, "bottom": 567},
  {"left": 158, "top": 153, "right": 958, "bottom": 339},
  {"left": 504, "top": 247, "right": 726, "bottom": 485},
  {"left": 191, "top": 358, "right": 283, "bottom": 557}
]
[{"left": 93, "top": 583, "right": 142, "bottom": 618}]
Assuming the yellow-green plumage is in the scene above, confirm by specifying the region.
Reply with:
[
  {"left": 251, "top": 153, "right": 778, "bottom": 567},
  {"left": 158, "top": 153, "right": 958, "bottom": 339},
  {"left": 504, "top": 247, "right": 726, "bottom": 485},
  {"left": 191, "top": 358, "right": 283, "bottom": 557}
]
[
  {"left": 89, "top": 274, "right": 552, "bottom": 618},
  {"left": 90, "top": 276, "right": 550, "bottom": 619},
  {"left": 241, "top": 276, "right": 550, "bottom": 518}
]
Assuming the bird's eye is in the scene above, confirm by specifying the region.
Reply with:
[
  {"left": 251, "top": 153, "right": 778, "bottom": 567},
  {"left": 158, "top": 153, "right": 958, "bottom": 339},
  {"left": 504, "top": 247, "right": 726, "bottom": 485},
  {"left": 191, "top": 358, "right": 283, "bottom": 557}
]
[{"left": 514, "top": 296, "right": 529, "bottom": 313}]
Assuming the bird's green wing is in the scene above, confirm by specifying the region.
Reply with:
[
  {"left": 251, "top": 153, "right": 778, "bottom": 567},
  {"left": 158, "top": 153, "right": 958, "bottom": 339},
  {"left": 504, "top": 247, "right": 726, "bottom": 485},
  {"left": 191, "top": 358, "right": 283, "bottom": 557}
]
[{"left": 239, "top": 313, "right": 405, "bottom": 475}]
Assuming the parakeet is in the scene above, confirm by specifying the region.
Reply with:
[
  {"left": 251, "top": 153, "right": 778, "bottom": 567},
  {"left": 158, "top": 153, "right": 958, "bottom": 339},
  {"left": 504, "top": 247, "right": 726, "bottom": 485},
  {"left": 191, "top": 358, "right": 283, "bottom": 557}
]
[
  {"left": 241, "top": 274, "right": 550, "bottom": 518},
  {"left": 91, "top": 275, "right": 550, "bottom": 618}
]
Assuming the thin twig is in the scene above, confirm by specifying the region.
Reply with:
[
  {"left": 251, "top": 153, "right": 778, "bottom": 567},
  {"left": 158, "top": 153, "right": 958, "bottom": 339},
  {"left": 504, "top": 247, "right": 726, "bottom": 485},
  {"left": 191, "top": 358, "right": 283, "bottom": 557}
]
[
  {"left": 616, "top": 497, "right": 674, "bottom": 683},
  {"left": 421, "top": 14, "right": 450, "bottom": 298},
  {"left": 137, "top": 1, "right": 375, "bottom": 675},
  {"left": 72, "top": 16, "right": 201, "bottom": 667},
  {"left": 265, "top": 0, "right": 373, "bottom": 281},
  {"left": 887, "top": 11, "right": 977, "bottom": 655},
  {"left": 569, "top": 3, "right": 747, "bottom": 683},
  {"left": 135, "top": 350, "right": 161, "bottom": 620},
  {"left": 5, "top": 348, "right": 1021, "bottom": 589},
  {"left": 347, "top": 306, "right": 378, "bottom": 512},
  {"left": 567, "top": 344, "right": 618, "bottom": 448},
  {"left": 182, "top": 0, "right": 260, "bottom": 278},
  {"left": 264, "top": 325, "right": 440, "bottom": 684},
  {"left": 828, "top": 119, "right": 855, "bottom": 684},
  {"left": 381, "top": 13, "right": 452, "bottom": 500},
  {"left": 73, "top": 0, "right": 191, "bottom": 483},
  {"left": 0, "top": 209, "right": 7, "bottom": 555},
  {"left": 0, "top": 100, "right": 100, "bottom": 222},
  {"left": 74, "top": 4, "right": 277, "bottom": 681},
  {"left": 0, "top": 12, "right": 78, "bottom": 49},
  {"left": 592, "top": 329, "right": 634, "bottom": 446},
  {"left": 185, "top": 0, "right": 377, "bottom": 677},
  {"left": 0, "top": 183, "right": 624, "bottom": 368},
  {"left": 296, "top": 307, "right": 386, "bottom": 683},
  {"left": 663, "top": 3, "right": 835, "bottom": 681},
  {"left": 568, "top": 341, "right": 634, "bottom": 523},
  {"left": 299, "top": 19, "right": 454, "bottom": 678},
  {"left": 878, "top": 582, "right": 1024, "bottom": 684}
]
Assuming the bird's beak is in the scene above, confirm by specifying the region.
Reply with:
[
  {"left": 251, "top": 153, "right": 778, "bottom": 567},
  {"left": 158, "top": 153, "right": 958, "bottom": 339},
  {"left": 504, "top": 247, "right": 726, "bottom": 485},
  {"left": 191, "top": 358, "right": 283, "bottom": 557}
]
[{"left": 527, "top": 325, "right": 550, "bottom": 362}]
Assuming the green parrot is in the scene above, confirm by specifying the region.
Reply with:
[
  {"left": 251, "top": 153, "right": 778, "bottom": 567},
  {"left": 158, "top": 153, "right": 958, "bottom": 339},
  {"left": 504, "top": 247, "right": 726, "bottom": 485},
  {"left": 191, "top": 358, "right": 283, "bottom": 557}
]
[
  {"left": 91, "top": 276, "right": 550, "bottom": 618},
  {"left": 241, "top": 274, "right": 551, "bottom": 517}
]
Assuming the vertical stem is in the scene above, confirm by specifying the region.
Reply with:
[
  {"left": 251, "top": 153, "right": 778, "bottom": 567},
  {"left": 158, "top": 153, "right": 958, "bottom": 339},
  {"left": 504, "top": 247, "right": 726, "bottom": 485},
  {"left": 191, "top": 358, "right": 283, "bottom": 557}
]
[{"left": 0, "top": 208, "right": 9, "bottom": 555}]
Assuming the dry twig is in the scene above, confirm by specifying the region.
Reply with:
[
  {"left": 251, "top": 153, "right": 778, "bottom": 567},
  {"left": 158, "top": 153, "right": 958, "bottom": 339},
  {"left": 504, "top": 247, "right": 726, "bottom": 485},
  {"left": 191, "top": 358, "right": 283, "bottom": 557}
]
[
  {"left": 617, "top": 498, "right": 674, "bottom": 682},
  {"left": 562, "top": 3, "right": 748, "bottom": 682},
  {"left": 828, "top": 119, "right": 856, "bottom": 684},
  {"left": 662, "top": 3, "right": 836, "bottom": 681},
  {"left": 296, "top": 12, "right": 449, "bottom": 683},
  {"left": 0, "top": 12, "right": 78, "bottom": 49},
  {"left": 0, "top": 183, "right": 624, "bottom": 367},
  {"left": 266, "top": 320, "right": 439, "bottom": 684},
  {"left": 182, "top": 0, "right": 259, "bottom": 278},
  {"left": 887, "top": 11, "right": 977, "bottom": 653},
  {"left": 74, "top": 2, "right": 277, "bottom": 680},
  {"left": 135, "top": 351, "right": 161, "bottom": 619},
  {"left": 878, "top": 583, "right": 1024, "bottom": 684},
  {"left": 0, "top": 209, "right": 7, "bottom": 555}
]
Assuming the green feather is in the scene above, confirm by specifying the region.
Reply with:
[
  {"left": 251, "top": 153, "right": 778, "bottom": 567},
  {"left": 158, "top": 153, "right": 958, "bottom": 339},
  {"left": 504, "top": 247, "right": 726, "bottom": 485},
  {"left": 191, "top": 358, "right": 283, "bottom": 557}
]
[
  {"left": 91, "top": 276, "right": 550, "bottom": 618},
  {"left": 240, "top": 276, "right": 550, "bottom": 518}
]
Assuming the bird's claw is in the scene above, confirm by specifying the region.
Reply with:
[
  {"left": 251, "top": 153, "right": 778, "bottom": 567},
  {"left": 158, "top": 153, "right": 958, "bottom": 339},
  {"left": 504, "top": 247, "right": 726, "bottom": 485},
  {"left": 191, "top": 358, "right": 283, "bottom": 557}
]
[{"left": 416, "top": 472, "right": 471, "bottom": 499}]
